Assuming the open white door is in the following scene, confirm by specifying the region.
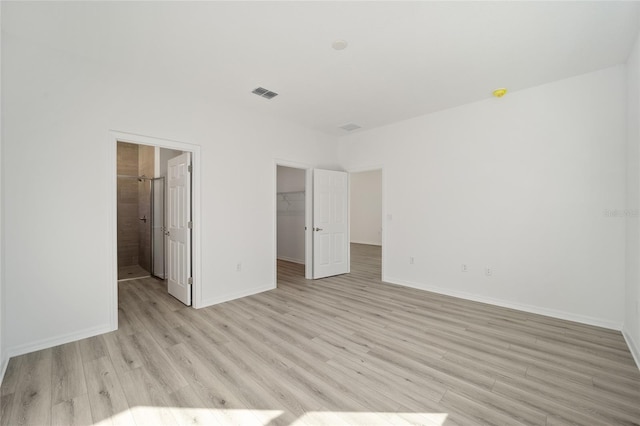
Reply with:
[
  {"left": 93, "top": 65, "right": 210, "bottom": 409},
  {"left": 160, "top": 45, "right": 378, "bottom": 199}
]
[
  {"left": 313, "top": 169, "right": 349, "bottom": 279},
  {"left": 167, "top": 152, "right": 192, "bottom": 305}
]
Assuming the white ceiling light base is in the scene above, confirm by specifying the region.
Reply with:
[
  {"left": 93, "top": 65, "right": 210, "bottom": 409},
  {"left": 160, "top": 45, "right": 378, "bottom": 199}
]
[{"left": 332, "top": 39, "right": 348, "bottom": 50}]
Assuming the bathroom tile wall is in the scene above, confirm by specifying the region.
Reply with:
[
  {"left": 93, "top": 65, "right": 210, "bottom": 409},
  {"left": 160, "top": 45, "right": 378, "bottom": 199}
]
[{"left": 117, "top": 142, "right": 139, "bottom": 268}]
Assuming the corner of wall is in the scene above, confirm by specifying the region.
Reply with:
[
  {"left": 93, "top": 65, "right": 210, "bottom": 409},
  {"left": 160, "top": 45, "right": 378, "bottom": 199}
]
[
  {"left": 6, "top": 323, "right": 114, "bottom": 361},
  {"left": 625, "top": 28, "right": 640, "bottom": 372},
  {"left": 199, "top": 283, "right": 276, "bottom": 309},
  {"left": 0, "top": 355, "right": 8, "bottom": 386},
  {"left": 623, "top": 327, "right": 640, "bottom": 370}
]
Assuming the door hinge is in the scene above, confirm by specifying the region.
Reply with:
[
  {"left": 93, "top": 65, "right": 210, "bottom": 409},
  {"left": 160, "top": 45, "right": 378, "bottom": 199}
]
[
  {"left": 188, "top": 164, "right": 193, "bottom": 173},
  {"left": 188, "top": 277, "right": 193, "bottom": 285},
  {"left": 187, "top": 221, "right": 193, "bottom": 229}
]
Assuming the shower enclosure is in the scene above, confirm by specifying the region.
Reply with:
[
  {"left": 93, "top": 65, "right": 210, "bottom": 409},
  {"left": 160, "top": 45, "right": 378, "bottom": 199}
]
[{"left": 117, "top": 175, "right": 165, "bottom": 280}]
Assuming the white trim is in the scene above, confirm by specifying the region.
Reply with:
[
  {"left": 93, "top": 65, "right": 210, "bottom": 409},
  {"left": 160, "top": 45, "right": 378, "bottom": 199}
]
[
  {"left": 200, "top": 284, "right": 275, "bottom": 308},
  {"left": 0, "top": 357, "right": 8, "bottom": 387},
  {"left": 107, "top": 135, "right": 118, "bottom": 331},
  {"left": 347, "top": 172, "right": 351, "bottom": 274},
  {"left": 384, "top": 276, "right": 624, "bottom": 331},
  {"left": 347, "top": 164, "right": 385, "bottom": 174},
  {"left": 6, "top": 324, "right": 113, "bottom": 359},
  {"left": 305, "top": 168, "right": 313, "bottom": 279},
  {"left": 623, "top": 329, "right": 640, "bottom": 371},
  {"left": 117, "top": 276, "right": 151, "bottom": 283},
  {"left": 274, "top": 160, "right": 313, "bottom": 282},
  {"left": 109, "top": 130, "right": 203, "bottom": 324},
  {"left": 0, "top": 9, "right": 4, "bottom": 389},
  {"left": 277, "top": 256, "right": 305, "bottom": 265},
  {"left": 350, "top": 240, "right": 382, "bottom": 247},
  {"left": 153, "top": 146, "right": 161, "bottom": 178}
]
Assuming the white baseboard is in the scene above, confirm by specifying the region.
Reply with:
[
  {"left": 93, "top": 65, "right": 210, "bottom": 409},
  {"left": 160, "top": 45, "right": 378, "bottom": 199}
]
[
  {"left": 117, "top": 275, "right": 151, "bottom": 283},
  {"left": 623, "top": 329, "right": 640, "bottom": 370},
  {"left": 277, "top": 256, "right": 305, "bottom": 265},
  {"left": 0, "top": 354, "right": 8, "bottom": 387},
  {"left": 6, "top": 323, "right": 115, "bottom": 360},
  {"left": 350, "top": 240, "right": 382, "bottom": 246},
  {"left": 383, "top": 276, "right": 623, "bottom": 331},
  {"left": 199, "top": 284, "right": 276, "bottom": 308}
]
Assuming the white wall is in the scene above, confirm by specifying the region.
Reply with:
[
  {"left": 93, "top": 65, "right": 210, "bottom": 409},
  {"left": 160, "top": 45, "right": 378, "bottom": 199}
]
[
  {"left": 625, "top": 31, "right": 640, "bottom": 367},
  {"left": 277, "top": 166, "right": 306, "bottom": 193},
  {"left": 1, "top": 1, "right": 636, "bottom": 369},
  {"left": 158, "top": 147, "right": 183, "bottom": 179},
  {"left": 350, "top": 170, "right": 382, "bottom": 246},
  {"left": 1, "top": 23, "right": 338, "bottom": 355},
  {"left": 339, "top": 66, "right": 627, "bottom": 329},
  {"left": 277, "top": 166, "right": 305, "bottom": 264}
]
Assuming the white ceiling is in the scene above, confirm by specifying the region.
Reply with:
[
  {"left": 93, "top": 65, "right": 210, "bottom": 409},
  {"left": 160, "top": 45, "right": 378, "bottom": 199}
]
[{"left": 4, "top": 1, "right": 640, "bottom": 135}]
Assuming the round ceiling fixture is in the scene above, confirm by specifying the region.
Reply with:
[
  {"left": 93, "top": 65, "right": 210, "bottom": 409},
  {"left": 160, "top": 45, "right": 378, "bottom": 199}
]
[
  {"left": 493, "top": 88, "right": 508, "bottom": 98},
  {"left": 332, "top": 40, "right": 348, "bottom": 50}
]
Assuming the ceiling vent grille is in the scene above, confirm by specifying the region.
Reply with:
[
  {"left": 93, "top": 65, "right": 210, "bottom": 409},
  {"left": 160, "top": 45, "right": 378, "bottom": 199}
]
[
  {"left": 252, "top": 87, "right": 278, "bottom": 99},
  {"left": 339, "top": 123, "right": 362, "bottom": 131}
]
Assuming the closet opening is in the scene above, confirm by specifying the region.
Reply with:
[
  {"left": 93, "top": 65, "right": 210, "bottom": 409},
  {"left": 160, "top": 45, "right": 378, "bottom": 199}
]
[{"left": 275, "top": 164, "right": 311, "bottom": 284}]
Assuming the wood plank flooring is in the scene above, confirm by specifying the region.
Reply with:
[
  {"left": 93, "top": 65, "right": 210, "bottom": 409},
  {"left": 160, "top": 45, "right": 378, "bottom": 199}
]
[{"left": 2, "top": 243, "right": 640, "bottom": 425}]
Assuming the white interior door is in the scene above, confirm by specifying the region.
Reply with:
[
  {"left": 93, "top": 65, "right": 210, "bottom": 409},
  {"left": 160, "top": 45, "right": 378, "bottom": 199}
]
[
  {"left": 167, "top": 152, "right": 192, "bottom": 305},
  {"left": 313, "top": 169, "right": 349, "bottom": 279}
]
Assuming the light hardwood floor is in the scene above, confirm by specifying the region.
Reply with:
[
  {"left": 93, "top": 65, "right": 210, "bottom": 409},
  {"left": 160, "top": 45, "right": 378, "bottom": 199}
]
[{"left": 2, "top": 243, "right": 640, "bottom": 425}]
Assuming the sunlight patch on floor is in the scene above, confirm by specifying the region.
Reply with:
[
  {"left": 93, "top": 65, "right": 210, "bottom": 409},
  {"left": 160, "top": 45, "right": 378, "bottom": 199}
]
[
  {"left": 94, "top": 407, "right": 284, "bottom": 425},
  {"left": 94, "top": 407, "right": 448, "bottom": 425},
  {"left": 293, "top": 411, "right": 449, "bottom": 425}
]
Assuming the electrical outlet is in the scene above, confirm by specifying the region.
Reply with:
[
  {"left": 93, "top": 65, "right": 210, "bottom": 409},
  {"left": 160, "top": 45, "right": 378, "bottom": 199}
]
[
  {"left": 485, "top": 267, "right": 492, "bottom": 277},
  {"left": 236, "top": 263, "right": 242, "bottom": 272},
  {"left": 409, "top": 257, "right": 414, "bottom": 265},
  {"left": 461, "top": 264, "right": 468, "bottom": 272}
]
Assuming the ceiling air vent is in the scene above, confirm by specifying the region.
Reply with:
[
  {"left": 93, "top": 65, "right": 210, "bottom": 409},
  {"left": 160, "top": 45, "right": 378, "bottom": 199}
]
[
  {"left": 339, "top": 123, "right": 362, "bottom": 132},
  {"left": 252, "top": 87, "right": 278, "bottom": 100}
]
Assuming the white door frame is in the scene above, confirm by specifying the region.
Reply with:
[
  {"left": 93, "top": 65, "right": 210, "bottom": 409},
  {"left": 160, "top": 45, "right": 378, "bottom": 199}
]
[
  {"left": 274, "top": 160, "right": 313, "bottom": 281},
  {"left": 348, "top": 165, "right": 385, "bottom": 281},
  {"left": 109, "top": 131, "right": 202, "bottom": 331}
]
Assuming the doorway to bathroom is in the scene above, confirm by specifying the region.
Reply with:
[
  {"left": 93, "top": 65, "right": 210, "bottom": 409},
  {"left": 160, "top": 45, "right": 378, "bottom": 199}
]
[
  {"left": 115, "top": 139, "right": 195, "bottom": 307},
  {"left": 116, "top": 142, "right": 169, "bottom": 281},
  {"left": 110, "top": 131, "right": 202, "bottom": 331}
]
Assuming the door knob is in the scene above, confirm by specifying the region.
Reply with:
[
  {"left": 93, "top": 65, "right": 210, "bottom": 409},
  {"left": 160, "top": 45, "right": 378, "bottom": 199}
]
[{"left": 314, "top": 227, "right": 323, "bottom": 231}]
